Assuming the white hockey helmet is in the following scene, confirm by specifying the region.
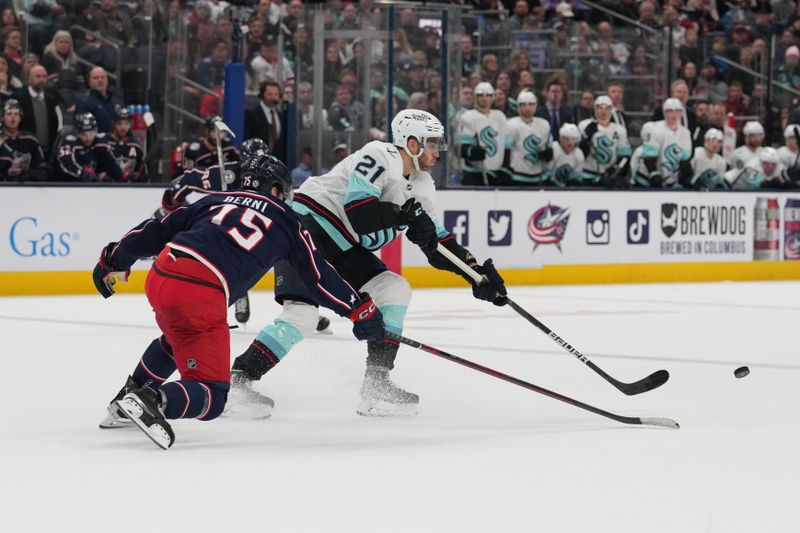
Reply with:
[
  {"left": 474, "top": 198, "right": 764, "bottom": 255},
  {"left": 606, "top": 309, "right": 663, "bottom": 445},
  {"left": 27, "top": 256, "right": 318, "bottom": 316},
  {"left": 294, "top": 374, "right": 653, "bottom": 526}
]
[
  {"left": 743, "top": 121, "right": 765, "bottom": 137},
  {"left": 391, "top": 109, "right": 447, "bottom": 171},
  {"left": 760, "top": 146, "right": 779, "bottom": 164},
  {"left": 474, "top": 82, "right": 495, "bottom": 96},
  {"left": 704, "top": 128, "right": 723, "bottom": 142},
  {"left": 559, "top": 123, "right": 580, "bottom": 139},
  {"left": 594, "top": 95, "right": 613, "bottom": 108},
  {"left": 662, "top": 97, "right": 684, "bottom": 113},
  {"left": 784, "top": 124, "right": 800, "bottom": 139},
  {"left": 517, "top": 90, "right": 537, "bottom": 105}
]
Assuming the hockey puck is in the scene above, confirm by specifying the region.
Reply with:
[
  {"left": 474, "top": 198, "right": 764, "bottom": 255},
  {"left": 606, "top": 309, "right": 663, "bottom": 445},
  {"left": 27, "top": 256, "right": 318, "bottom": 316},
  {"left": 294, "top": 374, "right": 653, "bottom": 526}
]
[{"left": 734, "top": 366, "right": 750, "bottom": 379}]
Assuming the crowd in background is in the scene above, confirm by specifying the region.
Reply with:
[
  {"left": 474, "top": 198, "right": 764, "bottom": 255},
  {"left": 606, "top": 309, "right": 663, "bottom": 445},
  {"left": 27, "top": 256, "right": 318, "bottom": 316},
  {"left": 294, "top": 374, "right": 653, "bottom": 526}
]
[{"left": 2, "top": 0, "right": 800, "bottom": 187}]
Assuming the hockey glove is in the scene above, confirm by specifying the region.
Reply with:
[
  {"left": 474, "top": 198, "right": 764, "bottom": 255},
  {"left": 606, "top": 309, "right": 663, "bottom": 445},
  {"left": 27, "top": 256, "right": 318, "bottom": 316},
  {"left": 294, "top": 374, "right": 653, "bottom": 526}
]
[
  {"left": 397, "top": 197, "right": 424, "bottom": 226},
  {"left": 80, "top": 167, "right": 98, "bottom": 182},
  {"left": 460, "top": 144, "right": 487, "bottom": 161},
  {"left": 472, "top": 259, "right": 508, "bottom": 306},
  {"left": 398, "top": 198, "right": 438, "bottom": 252},
  {"left": 348, "top": 293, "right": 386, "bottom": 342},
  {"left": 92, "top": 242, "right": 130, "bottom": 299},
  {"left": 649, "top": 173, "right": 664, "bottom": 188}
]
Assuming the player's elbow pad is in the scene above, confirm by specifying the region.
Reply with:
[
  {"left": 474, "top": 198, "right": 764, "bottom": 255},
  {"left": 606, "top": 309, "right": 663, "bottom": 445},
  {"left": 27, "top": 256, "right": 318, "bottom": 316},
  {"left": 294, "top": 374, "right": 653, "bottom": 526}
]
[{"left": 345, "top": 198, "right": 401, "bottom": 234}]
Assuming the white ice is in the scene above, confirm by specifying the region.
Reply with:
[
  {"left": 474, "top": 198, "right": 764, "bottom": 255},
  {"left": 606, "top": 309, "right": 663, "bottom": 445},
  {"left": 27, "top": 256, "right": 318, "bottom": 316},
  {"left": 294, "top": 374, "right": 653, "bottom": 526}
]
[{"left": 1, "top": 281, "right": 799, "bottom": 533}]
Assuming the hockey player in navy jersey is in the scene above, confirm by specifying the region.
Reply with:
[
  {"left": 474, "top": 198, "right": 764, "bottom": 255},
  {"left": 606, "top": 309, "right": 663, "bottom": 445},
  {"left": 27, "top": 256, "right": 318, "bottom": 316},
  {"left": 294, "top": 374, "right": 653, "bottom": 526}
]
[
  {"left": 95, "top": 154, "right": 385, "bottom": 449},
  {"left": 54, "top": 112, "right": 123, "bottom": 181},
  {"left": 228, "top": 110, "right": 508, "bottom": 418},
  {"left": 105, "top": 107, "right": 146, "bottom": 182},
  {"left": 174, "top": 115, "right": 240, "bottom": 177},
  {"left": 0, "top": 99, "right": 46, "bottom": 181}
]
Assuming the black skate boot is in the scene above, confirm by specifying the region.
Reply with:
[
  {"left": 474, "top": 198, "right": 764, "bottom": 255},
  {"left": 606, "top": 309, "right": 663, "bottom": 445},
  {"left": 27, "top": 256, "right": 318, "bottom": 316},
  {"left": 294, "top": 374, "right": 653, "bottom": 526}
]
[
  {"left": 357, "top": 365, "right": 419, "bottom": 417},
  {"left": 315, "top": 316, "right": 332, "bottom": 335},
  {"left": 235, "top": 293, "right": 250, "bottom": 324},
  {"left": 115, "top": 386, "right": 175, "bottom": 450},
  {"left": 99, "top": 375, "right": 138, "bottom": 429},
  {"left": 225, "top": 370, "right": 275, "bottom": 419}
]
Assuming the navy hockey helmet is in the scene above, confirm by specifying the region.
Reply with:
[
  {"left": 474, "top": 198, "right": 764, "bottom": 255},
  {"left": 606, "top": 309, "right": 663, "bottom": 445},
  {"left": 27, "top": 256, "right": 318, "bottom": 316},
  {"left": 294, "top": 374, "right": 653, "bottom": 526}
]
[
  {"left": 75, "top": 112, "right": 98, "bottom": 132},
  {"left": 113, "top": 106, "right": 131, "bottom": 122},
  {"left": 240, "top": 138, "right": 269, "bottom": 159},
  {"left": 204, "top": 115, "right": 223, "bottom": 131},
  {"left": 238, "top": 154, "right": 293, "bottom": 203}
]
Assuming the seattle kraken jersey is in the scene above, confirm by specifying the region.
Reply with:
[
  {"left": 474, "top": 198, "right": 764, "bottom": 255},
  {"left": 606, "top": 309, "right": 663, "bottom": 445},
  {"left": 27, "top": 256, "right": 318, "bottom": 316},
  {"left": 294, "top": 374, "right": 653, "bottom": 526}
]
[
  {"left": 176, "top": 137, "right": 239, "bottom": 177},
  {"left": 731, "top": 145, "right": 762, "bottom": 171},
  {"left": 549, "top": 142, "right": 584, "bottom": 186},
  {"left": 505, "top": 116, "right": 552, "bottom": 181},
  {"left": 778, "top": 146, "right": 799, "bottom": 170},
  {"left": 458, "top": 108, "right": 508, "bottom": 171},
  {"left": 106, "top": 133, "right": 146, "bottom": 182},
  {"left": 293, "top": 141, "right": 449, "bottom": 252},
  {"left": 636, "top": 120, "right": 693, "bottom": 186},
  {"left": 105, "top": 191, "right": 361, "bottom": 311},
  {"left": 690, "top": 147, "right": 728, "bottom": 189},
  {"left": 54, "top": 133, "right": 122, "bottom": 181},
  {"left": 578, "top": 119, "right": 631, "bottom": 174},
  {"left": 0, "top": 132, "right": 45, "bottom": 180}
]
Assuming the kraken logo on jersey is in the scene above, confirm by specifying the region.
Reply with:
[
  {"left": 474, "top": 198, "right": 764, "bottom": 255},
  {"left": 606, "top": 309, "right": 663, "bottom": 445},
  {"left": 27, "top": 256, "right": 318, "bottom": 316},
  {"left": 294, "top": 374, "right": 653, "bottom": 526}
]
[
  {"left": 594, "top": 135, "right": 615, "bottom": 165},
  {"left": 696, "top": 169, "right": 722, "bottom": 189},
  {"left": 359, "top": 228, "right": 398, "bottom": 251},
  {"left": 9, "top": 151, "right": 32, "bottom": 176},
  {"left": 479, "top": 127, "right": 499, "bottom": 157},
  {"left": 663, "top": 143, "right": 685, "bottom": 172},
  {"left": 553, "top": 164, "right": 572, "bottom": 186},
  {"left": 523, "top": 134, "right": 543, "bottom": 164}
]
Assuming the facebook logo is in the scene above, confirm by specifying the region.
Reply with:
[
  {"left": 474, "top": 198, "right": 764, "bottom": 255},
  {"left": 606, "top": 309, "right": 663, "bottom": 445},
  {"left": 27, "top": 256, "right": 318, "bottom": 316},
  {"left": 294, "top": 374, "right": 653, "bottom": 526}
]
[
  {"left": 444, "top": 210, "right": 469, "bottom": 246},
  {"left": 627, "top": 210, "right": 649, "bottom": 244},
  {"left": 487, "top": 210, "right": 512, "bottom": 246}
]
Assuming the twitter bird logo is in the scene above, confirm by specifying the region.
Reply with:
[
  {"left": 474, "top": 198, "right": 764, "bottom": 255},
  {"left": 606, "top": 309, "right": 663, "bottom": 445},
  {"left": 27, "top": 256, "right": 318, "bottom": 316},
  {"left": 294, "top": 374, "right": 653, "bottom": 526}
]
[{"left": 488, "top": 211, "right": 512, "bottom": 246}]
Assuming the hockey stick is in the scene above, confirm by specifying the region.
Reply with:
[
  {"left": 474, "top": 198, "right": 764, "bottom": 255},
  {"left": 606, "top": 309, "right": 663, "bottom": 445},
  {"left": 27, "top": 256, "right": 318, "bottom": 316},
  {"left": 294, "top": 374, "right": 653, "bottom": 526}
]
[
  {"left": 435, "top": 244, "right": 670, "bottom": 396},
  {"left": 213, "top": 119, "right": 236, "bottom": 191},
  {"left": 387, "top": 332, "right": 678, "bottom": 429}
]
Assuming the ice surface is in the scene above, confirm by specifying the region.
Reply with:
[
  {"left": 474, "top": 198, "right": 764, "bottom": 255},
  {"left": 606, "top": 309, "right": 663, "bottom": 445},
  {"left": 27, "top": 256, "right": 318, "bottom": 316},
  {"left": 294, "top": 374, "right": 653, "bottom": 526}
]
[{"left": 1, "top": 282, "right": 799, "bottom": 532}]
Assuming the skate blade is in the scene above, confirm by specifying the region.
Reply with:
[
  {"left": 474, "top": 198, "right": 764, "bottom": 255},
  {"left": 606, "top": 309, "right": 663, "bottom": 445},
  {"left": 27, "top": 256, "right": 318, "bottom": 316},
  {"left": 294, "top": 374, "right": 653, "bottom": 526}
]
[
  {"left": 99, "top": 404, "right": 134, "bottom": 429},
  {"left": 114, "top": 398, "right": 173, "bottom": 450},
  {"left": 356, "top": 399, "right": 418, "bottom": 418}
]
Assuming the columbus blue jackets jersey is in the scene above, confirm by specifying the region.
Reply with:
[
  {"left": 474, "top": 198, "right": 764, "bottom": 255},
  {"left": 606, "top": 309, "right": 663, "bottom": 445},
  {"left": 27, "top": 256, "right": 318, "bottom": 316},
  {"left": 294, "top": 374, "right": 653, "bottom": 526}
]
[
  {"left": 175, "top": 137, "right": 240, "bottom": 177},
  {"left": 54, "top": 133, "right": 123, "bottom": 181},
  {"left": 106, "top": 133, "right": 146, "bottom": 182},
  {"left": 0, "top": 132, "right": 45, "bottom": 180},
  {"left": 105, "top": 191, "right": 361, "bottom": 312},
  {"left": 160, "top": 162, "right": 241, "bottom": 215}
]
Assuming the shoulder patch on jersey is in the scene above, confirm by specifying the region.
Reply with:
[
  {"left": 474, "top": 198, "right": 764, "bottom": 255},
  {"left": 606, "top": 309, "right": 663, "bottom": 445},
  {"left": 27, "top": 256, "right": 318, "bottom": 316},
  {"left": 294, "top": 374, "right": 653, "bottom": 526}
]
[
  {"left": 189, "top": 142, "right": 201, "bottom": 151},
  {"left": 386, "top": 147, "right": 399, "bottom": 158},
  {"left": 65, "top": 135, "right": 77, "bottom": 141}
]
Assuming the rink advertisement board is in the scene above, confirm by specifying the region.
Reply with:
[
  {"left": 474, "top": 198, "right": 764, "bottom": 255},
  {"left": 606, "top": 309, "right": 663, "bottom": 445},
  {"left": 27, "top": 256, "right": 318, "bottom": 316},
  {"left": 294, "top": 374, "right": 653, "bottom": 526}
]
[{"left": 1, "top": 186, "right": 800, "bottom": 295}]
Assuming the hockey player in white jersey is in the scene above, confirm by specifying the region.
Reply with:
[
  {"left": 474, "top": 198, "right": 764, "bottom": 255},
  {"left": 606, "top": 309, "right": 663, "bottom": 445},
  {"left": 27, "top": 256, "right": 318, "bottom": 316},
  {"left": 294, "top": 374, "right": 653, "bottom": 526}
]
[
  {"left": 458, "top": 82, "right": 509, "bottom": 185},
  {"left": 229, "top": 110, "right": 508, "bottom": 418},
  {"left": 629, "top": 120, "right": 655, "bottom": 186},
  {"left": 778, "top": 124, "right": 800, "bottom": 170},
  {"left": 578, "top": 95, "right": 632, "bottom": 187},
  {"left": 725, "top": 146, "right": 786, "bottom": 189},
  {"left": 731, "top": 121, "right": 765, "bottom": 171},
  {"left": 690, "top": 128, "right": 728, "bottom": 189},
  {"left": 549, "top": 123, "right": 584, "bottom": 187},
  {"left": 503, "top": 90, "right": 552, "bottom": 185},
  {"left": 632, "top": 98, "right": 693, "bottom": 188}
]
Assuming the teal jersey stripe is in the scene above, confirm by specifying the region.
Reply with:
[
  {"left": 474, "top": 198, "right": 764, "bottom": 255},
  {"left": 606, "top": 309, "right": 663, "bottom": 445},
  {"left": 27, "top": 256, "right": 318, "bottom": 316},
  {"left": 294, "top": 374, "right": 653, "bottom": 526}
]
[
  {"left": 292, "top": 202, "right": 353, "bottom": 251},
  {"left": 343, "top": 173, "right": 381, "bottom": 205}
]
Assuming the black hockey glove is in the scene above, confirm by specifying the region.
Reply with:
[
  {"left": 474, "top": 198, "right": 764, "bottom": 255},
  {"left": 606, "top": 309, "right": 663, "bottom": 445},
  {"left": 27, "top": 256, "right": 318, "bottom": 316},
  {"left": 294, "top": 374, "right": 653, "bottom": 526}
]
[
  {"left": 472, "top": 259, "right": 508, "bottom": 307},
  {"left": 399, "top": 198, "right": 438, "bottom": 252},
  {"left": 460, "top": 144, "right": 487, "bottom": 161},
  {"left": 92, "top": 242, "right": 130, "bottom": 299},
  {"left": 348, "top": 293, "right": 386, "bottom": 342},
  {"left": 649, "top": 173, "right": 664, "bottom": 188},
  {"left": 599, "top": 165, "right": 628, "bottom": 189}
]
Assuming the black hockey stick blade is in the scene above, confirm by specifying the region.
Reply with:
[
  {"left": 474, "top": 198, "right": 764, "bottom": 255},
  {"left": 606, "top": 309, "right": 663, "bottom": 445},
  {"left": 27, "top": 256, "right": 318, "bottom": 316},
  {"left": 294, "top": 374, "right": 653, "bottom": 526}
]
[{"left": 388, "top": 332, "right": 679, "bottom": 430}]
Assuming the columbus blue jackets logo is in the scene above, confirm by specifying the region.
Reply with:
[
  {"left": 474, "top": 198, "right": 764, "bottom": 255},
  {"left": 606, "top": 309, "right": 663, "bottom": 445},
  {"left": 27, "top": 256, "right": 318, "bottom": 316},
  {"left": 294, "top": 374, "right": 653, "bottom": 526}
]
[{"left": 528, "top": 203, "right": 570, "bottom": 252}]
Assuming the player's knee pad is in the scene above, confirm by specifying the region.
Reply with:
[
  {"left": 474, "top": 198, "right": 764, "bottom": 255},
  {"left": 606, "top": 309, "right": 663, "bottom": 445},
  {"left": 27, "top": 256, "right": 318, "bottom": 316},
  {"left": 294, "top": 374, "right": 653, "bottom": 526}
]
[
  {"left": 360, "top": 272, "right": 411, "bottom": 334},
  {"left": 252, "top": 300, "right": 317, "bottom": 360},
  {"left": 279, "top": 300, "right": 319, "bottom": 337}
]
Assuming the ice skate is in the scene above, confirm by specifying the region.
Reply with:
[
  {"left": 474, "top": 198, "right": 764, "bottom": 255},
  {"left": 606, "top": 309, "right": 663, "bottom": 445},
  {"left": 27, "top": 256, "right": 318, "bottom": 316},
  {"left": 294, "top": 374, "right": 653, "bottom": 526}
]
[
  {"left": 223, "top": 370, "right": 275, "bottom": 419},
  {"left": 315, "top": 316, "right": 332, "bottom": 335},
  {"left": 99, "top": 375, "right": 138, "bottom": 429},
  {"left": 357, "top": 365, "right": 419, "bottom": 417},
  {"left": 115, "top": 386, "right": 175, "bottom": 450}
]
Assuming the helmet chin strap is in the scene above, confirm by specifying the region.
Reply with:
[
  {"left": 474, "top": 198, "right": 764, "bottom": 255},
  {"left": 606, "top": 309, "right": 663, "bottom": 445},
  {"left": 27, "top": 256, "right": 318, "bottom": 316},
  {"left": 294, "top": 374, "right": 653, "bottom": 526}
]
[{"left": 402, "top": 139, "right": 424, "bottom": 172}]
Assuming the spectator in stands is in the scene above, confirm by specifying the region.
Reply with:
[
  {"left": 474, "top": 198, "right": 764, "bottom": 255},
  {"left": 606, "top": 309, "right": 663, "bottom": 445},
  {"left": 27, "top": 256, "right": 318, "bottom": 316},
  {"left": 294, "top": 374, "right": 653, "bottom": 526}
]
[
  {"left": 461, "top": 36, "right": 478, "bottom": 79},
  {"left": 0, "top": 9, "right": 18, "bottom": 32},
  {"left": 337, "top": 2, "right": 360, "bottom": 30},
  {"left": 554, "top": 1, "right": 576, "bottom": 28},
  {"left": 776, "top": 45, "right": 800, "bottom": 89},
  {"left": 2, "top": 26, "right": 22, "bottom": 80},
  {"left": 574, "top": 90, "right": 595, "bottom": 123},
  {"left": 467, "top": 71, "right": 483, "bottom": 90},
  {"left": 245, "top": 81, "right": 286, "bottom": 162},
  {"left": 248, "top": 35, "right": 295, "bottom": 96},
  {"left": 90, "top": 0, "right": 138, "bottom": 70},
  {"left": 291, "top": 145, "right": 313, "bottom": 186},
  {"left": 638, "top": 1, "right": 661, "bottom": 28},
  {"left": 106, "top": 107, "right": 146, "bottom": 182},
  {"left": 494, "top": 88, "right": 517, "bottom": 118},
  {"left": 709, "top": 103, "right": 728, "bottom": 129},
  {"left": 245, "top": 17, "right": 265, "bottom": 61},
  {"left": 15, "top": 64, "right": 62, "bottom": 156},
  {"left": 480, "top": 53, "right": 500, "bottom": 84},
  {"left": 723, "top": 80, "right": 751, "bottom": 116},
  {"left": 0, "top": 55, "right": 22, "bottom": 102},
  {"left": 495, "top": 72, "right": 515, "bottom": 103},
  {"left": 691, "top": 98, "right": 712, "bottom": 146},
  {"left": 207, "top": 0, "right": 230, "bottom": 23},
  {"left": 195, "top": 40, "right": 230, "bottom": 89},
  {"left": 697, "top": 62, "right": 728, "bottom": 104},
  {"left": 187, "top": 1, "right": 215, "bottom": 54},
  {"left": 458, "top": 85, "right": 474, "bottom": 113},
  {"left": 509, "top": 0, "right": 536, "bottom": 32},
  {"left": 408, "top": 92, "right": 429, "bottom": 113},
  {"left": 328, "top": 83, "right": 362, "bottom": 132},
  {"left": 592, "top": 22, "right": 629, "bottom": 71},
  {"left": 402, "top": 64, "right": 428, "bottom": 96},
  {"left": 507, "top": 49, "right": 531, "bottom": 90},
  {"left": 283, "top": 0, "right": 305, "bottom": 34},
  {"left": 652, "top": 79, "right": 697, "bottom": 131},
  {"left": 0, "top": 99, "right": 46, "bottom": 181},
  {"left": 286, "top": 24, "right": 313, "bottom": 82},
  {"left": 55, "top": 112, "right": 123, "bottom": 181},
  {"left": 536, "top": 79, "right": 573, "bottom": 135},
  {"left": 516, "top": 70, "right": 535, "bottom": 95},
  {"left": 679, "top": 26, "right": 703, "bottom": 68},
  {"left": 42, "top": 31, "right": 85, "bottom": 111},
  {"left": 75, "top": 67, "right": 124, "bottom": 134},
  {"left": 607, "top": 81, "right": 627, "bottom": 130},
  {"left": 681, "top": 62, "right": 700, "bottom": 93}
]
